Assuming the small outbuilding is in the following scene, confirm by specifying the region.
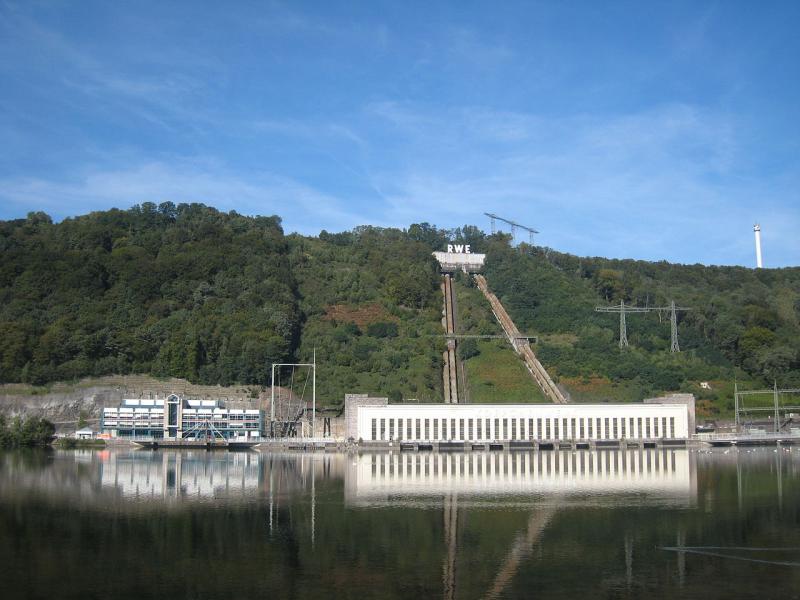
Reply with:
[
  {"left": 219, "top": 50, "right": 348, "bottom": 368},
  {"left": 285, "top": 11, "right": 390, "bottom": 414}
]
[{"left": 74, "top": 428, "right": 95, "bottom": 440}]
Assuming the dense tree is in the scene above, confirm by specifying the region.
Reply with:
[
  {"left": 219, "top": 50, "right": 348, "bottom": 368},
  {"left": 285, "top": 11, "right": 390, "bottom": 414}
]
[
  {"left": 2, "top": 208, "right": 799, "bottom": 411},
  {"left": 0, "top": 204, "right": 298, "bottom": 386},
  {"left": 483, "top": 242, "right": 800, "bottom": 397}
]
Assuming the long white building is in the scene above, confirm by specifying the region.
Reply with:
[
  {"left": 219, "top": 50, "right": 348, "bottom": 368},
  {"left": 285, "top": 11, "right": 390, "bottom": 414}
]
[{"left": 345, "top": 394, "right": 695, "bottom": 443}]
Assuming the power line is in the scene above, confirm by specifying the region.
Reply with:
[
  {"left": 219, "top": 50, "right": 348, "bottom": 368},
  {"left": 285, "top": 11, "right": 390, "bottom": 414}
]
[
  {"left": 594, "top": 300, "right": 690, "bottom": 351},
  {"left": 484, "top": 213, "right": 539, "bottom": 244}
]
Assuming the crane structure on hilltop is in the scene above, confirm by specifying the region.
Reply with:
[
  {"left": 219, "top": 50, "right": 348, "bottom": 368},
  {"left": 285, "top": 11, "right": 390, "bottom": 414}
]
[
  {"left": 484, "top": 213, "right": 539, "bottom": 245},
  {"left": 594, "top": 300, "right": 691, "bottom": 352}
]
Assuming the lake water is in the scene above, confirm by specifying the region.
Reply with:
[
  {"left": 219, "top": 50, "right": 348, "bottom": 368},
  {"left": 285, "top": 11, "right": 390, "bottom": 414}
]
[{"left": 0, "top": 447, "right": 799, "bottom": 599}]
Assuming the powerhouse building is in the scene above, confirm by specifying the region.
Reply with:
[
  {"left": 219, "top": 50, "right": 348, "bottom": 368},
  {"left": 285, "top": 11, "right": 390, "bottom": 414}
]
[
  {"left": 346, "top": 394, "right": 694, "bottom": 443},
  {"left": 101, "top": 394, "right": 263, "bottom": 440}
]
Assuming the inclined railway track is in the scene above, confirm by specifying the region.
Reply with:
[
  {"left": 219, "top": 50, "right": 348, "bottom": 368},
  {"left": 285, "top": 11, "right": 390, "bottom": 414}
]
[
  {"left": 474, "top": 274, "right": 568, "bottom": 404},
  {"left": 442, "top": 274, "right": 459, "bottom": 403}
]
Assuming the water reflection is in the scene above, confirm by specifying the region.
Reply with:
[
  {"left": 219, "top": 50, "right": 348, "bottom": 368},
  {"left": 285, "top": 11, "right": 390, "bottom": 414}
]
[
  {"left": 345, "top": 449, "right": 697, "bottom": 507},
  {"left": 100, "top": 451, "right": 262, "bottom": 499},
  {"left": 0, "top": 448, "right": 702, "bottom": 508},
  {"left": 1, "top": 447, "right": 799, "bottom": 599}
]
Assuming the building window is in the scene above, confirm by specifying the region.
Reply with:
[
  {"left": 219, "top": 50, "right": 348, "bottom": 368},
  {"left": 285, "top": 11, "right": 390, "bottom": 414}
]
[
  {"left": 596, "top": 418, "right": 602, "bottom": 440},
  {"left": 669, "top": 417, "right": 675, "bottom": 438},
  {"left": 371, "top": 419, "right": 377, "bottom": 440},
  {"left": 528, "top": 418, "right": 534, "bottom": 440},
  {"left": 621, "top": 418, "right": 626, "bottom": 438},
  {"left": 637, "top": 417, "right": 643, "bottom": 439},
  {"left": 510, "top": 419, "right": 517, "bottom": 440},
  {"left": 662, "top": 417, "right": 668, "bottom": 439},
  {"left": 562, "top": 418, "right": 568, "bottom": 440},
  {"left": 546, "top": 419, "right": 551, "bottom": 439},
  {"left": 645, "top": 418, "right": 651, "bottom": 438},
  {"left": 380, "top": 419, "right": 386, "bottom": 441},
  {"left": 613, "top": 418, "right": 618, "bottom": 439},
  {"left": 416, "top": 419, "right": 421, "bottom": 440},
  {"left": 494, "top": 418, "right": 500, "bottom": 440},
  {"left": 468, "top": 418, "right": 474, "bottom": 440},
  {"left": 389, "top": 419, "right": 395, "bottom": 440},
  {"left": 433, "top": 419, "right": 439, "bottom": 440},
  {"left": 459, "top": 419, "right": 465, "bottom": 440},
  {"left": 537, "top": 418, "right": 542, "bottom": 439},
  {"left": 398, "top": 419, "right": 403, "bottom": 440},
  {"left": 477, "top": 419, "right": 483, "bottom": 440},
  {"left": 500, "top": 418, "right": 507, "bottom": 440},
  {"left": 588, "top": 418, "right": 593, "bottom": 439}
]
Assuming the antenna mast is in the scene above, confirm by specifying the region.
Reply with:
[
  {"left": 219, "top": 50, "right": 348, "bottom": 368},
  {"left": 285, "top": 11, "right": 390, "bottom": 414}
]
[{"left": 754, "top": 224, "right": 763, "bottom": 268}]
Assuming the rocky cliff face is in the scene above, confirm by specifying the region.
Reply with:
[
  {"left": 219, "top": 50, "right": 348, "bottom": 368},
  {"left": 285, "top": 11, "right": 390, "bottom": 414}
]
[{"left": 0, "top": 387, "right": 125, "bottom": 431}]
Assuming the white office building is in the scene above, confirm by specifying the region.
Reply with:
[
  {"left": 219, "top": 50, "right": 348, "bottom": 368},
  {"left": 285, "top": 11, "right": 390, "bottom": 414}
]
[{"left": 101, "top": 394, "right": 263, "bottom": 440}]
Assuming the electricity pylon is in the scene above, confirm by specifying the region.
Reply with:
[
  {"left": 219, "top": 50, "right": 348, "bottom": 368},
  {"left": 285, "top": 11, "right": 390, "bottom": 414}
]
[
  {"left": 595, "top": 299, "right": 691, "bottom": 351},
  {"left": 484, "top": 213, "right": 539, "bottom": 244},
  {"left": 658, "top": 300, "right": 691, "bottom": 353},
  {"left": 595, "top": 300, "right": 652, "bottom": 348}
]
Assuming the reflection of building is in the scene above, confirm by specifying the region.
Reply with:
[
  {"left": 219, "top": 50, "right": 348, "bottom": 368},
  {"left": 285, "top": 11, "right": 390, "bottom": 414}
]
[
  {"left": 346, "top": 396, "right": 693, "bottom": 444},
  {"left": 345, "top": 449, "right": 697, "bottom": 507},
  {"left": 101, "top": 394, "right": 263, "bottom": 439},
  {"left": 99, "top": 451, "right": 262, "bottom": 499}
]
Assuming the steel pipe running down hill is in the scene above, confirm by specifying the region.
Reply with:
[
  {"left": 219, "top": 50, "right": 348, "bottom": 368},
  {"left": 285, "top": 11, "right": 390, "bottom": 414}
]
[
  {"left": 473, "top": 275, "right": 568, "bottom": 404},
  {"left": 442, "top": 274, "right": 459, "bottom": 403}
]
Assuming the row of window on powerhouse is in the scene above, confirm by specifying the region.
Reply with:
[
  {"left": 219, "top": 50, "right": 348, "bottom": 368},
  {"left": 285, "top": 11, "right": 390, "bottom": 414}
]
[
  {"left": 103, "top": 421, "right": 260, "bottom": 428},
  {"left": 370, "top": 415, "right": 678, "bottom": 441},
  {"left": 107, "top": 429, "right": 259, "bottom": 438},
  {"left": 103, "top": 409, "right": 259, "bottom": 415},
  {"left": 102, "top": 415, "right": 260, "bottom": 422}
]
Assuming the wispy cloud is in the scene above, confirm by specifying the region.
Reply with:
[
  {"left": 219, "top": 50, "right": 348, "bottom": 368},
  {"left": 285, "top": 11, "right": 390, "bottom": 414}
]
[
  {"left": 0, "top": 160, "right": 364, "bottom": 234},
  {"left": 361, "top": 102, "right": 798, "bottom": 265}
]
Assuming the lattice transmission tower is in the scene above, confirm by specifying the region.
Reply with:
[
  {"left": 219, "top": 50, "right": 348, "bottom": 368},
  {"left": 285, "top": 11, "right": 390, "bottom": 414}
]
[
  {"left": 484, "top": 213, "right": 539, "bottom": 244},
  {"left": 595, "top": 299, "right": 691, "bottom": 352}
]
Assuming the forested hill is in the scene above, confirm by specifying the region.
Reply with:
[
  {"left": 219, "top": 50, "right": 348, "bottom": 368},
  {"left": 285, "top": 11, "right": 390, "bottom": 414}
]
[
  {"left": 1, "top": 205, "right": 799, "bottom": 413},
  {"left": 0, "top": 204, "right": 300, "bottom": 386},
  {"left": 0, "top": 206, "right": 447, "bottom": 405},
  {"left": 481, "top": 240, "right": 800, "bottom": 412}
]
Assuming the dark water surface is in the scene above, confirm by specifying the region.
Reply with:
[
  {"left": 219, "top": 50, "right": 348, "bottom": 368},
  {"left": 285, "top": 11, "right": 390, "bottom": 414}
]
[{"left": 1, "top": 447, "right": 799, "bottom": 599}]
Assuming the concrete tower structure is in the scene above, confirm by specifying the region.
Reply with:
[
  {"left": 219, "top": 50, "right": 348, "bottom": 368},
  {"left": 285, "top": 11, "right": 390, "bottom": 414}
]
[{"left": 754, "top": 224, "right": 763, "bottom": 268}]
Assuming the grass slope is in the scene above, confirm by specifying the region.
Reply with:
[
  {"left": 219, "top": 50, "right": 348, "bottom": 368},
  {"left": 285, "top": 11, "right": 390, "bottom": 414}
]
[{"left": 451, "top": 274, "right": 547, "bottom": 403}]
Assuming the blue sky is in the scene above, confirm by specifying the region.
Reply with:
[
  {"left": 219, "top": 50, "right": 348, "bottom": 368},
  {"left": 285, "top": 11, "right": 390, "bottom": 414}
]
[{"left": 1, "top": 1, "right": 798, "bottom": 267}]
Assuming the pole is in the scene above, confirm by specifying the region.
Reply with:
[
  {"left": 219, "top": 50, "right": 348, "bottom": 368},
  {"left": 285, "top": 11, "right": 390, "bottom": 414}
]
[
  {"left": 670, "top": 300, "right": 680, "bottom": 353},
  {"left": 312, "top": 348, "right": 316, "bottom": 439},
  {"left": 774, "top": 380, "right": 779, "bottom": 433},
  {"left": 619, "top": 300, "right": 628, "bottom": 348},
  {"left": 754, "top": 224, "right": 763, "bottom": 268},
  {"left": 271, "top": 363, "right": 276, "bottom": 438},
  {"left": 734, "top": 381, "right": 739, "bottom": 430}
]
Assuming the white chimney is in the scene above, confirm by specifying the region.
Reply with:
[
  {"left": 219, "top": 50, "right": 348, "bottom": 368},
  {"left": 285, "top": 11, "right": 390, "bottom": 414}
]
[{"left": 754, "top": 224, "right": 763, "bottom": 268}]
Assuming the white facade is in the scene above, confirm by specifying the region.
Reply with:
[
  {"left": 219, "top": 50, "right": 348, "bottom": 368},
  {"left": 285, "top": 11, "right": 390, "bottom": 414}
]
[
  {"left": 74, "top": 428, "right": 95, "bottom": 440},
  {"left": 356, "top": 403, "right": 690, "bottom": 442},
  {"left": 432, "top": 251, "right": 486, "bottom": 272},
  {"left": 101, "top": 397, "right": 262, "bottom": 439}
]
